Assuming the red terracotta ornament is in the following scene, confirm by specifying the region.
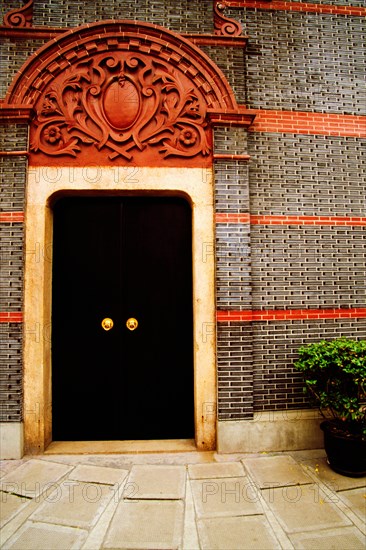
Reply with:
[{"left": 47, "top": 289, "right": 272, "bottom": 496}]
[
  {"left": 30, "top": 53, "right": 211, "bottom": 163},
  {"left": 214, "top": 1, "right": 242, "bottom": 37},
  {"left": 3, "top": 0, "right": 33, "bottom": 28},
  {"left": 4, "top": 21, "right": 248, "bottom": 166}
]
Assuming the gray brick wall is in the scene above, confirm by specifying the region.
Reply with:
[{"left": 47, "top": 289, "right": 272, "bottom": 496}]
[
  {"left": 252, "top": 318, "right": 366, "bottom": 412},
  {"left": 216, "top": 223, "right": 252, "bottom": 310},
  {"left": 0, "top": 223, "right": 24, "bottom": 312},
  {"left": 0, "top": 124, "right": 28, "bottom": 151},
  {"left": 0, "top": 157, "right": 27, "bottom": 212},
  {"left": 217, "top": 322, "right": 253, "bottom": 420},
  {"left": 32, "top": 0, "right": 213, "bottom": 32},
  {"left": 0, "top": 217, "right": 24, "bottom": 422},
  {"left": 248, "top": 134, "right": 366, "bottom": 217},
  {"left": 0, "top": 38, "right": 47, "bottom": 99},
  {"left": 251, "top": 226, "right": 366, "bottom": 310},
  {"left": 214, "top": 126, "right": 250, "bottom": 213},
  {"left": 0, "top": 323, "right": 23, "bottom": 422},
  {"left": 0, "top": 125, "right": 27, "bottom": 423},
  {"left": 201, "top": 46, "right": 245, "bottom": 104},
  {"left": 234, "top": 10, "right": 366, "bottom": 115}
]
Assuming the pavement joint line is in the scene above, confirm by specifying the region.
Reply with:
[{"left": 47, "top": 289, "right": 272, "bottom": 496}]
[
  {"left": 0, "top": 465, "right": 74, "bottom": 500},
  {"left": 0, "top": 490, "right": 33, "bottom": 500},
  {"left": 336, "top": 485, "right": 366, "bottom": 492},
  {"left": 297, "top": 461, "right": 366, "bottom": 536},
  {"left": 241, "top": 463, "right": 295, "bottom": 550},
  {"left": 182, "top": 473, "right": 200, "bottom": 550},
  {"left": 81, "top": 471, "right": 131, "bottom": 550}
]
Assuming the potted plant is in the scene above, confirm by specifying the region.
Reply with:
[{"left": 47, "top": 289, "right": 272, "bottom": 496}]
[{"left": 294, "top": 338, "right": 366, "bottom": 477}]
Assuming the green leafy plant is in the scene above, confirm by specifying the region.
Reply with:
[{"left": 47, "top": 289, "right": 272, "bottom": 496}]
[{"left": 294, "top": 338, "right": 366, "bottom": 437}]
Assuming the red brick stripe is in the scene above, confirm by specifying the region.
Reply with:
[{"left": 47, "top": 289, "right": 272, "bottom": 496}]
[
  {"left": 246, "top": 110, "right": 366, "bottom": 138},
  {"left": 216, "top": 214, "right": 366, "bottom": 226},
  {"left": 0, "top": 312, "right": 23, "bottom": 322},
  {"left": 250, "top": 215, "right": 366, "bottom": 226},
  {"left": 213, "top": 154, "right": 251, "bottom": 161},
  {"left": 226, "top": 1, "right": 366, "bottom": 17},
  {"left": 217, "top": 308, "right": 366, "bottom": 322},
  {"left": 0, "top": 212, "right": 24, "bottom": 223},
  {"left": 216, "top": 213, "right": 251, "bottom": 223}
]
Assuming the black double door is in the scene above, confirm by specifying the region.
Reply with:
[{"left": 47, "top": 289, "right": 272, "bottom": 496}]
[{"left": 52, "top": 196, "right": 194, "bottom": 441}]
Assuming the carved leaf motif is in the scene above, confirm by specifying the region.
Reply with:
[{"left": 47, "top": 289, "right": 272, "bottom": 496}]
[{"left": 30, "top": 53, "right": 211, "bottom": 162}]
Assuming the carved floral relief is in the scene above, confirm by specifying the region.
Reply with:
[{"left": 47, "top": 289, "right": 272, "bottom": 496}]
[{"left": 30, "top": 53, "right": 211, "bottom": 164}]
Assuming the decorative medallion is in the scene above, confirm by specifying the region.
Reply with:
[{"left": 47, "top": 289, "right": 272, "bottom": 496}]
[{"left": 30, "top": 53, "right": 211, "bottom": 164}]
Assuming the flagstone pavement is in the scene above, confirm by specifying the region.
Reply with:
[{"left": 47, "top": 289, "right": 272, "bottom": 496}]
[{"left": 0, "top": 449, "right": 365, "bottom": 549}]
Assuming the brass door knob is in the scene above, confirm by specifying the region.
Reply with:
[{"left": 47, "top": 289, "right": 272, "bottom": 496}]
[
  {"left": 101, "top": 318, "right": 114, "bottom": 331},
  {"left": 126, "top": 318, "right": 138, "bottom": 331}
]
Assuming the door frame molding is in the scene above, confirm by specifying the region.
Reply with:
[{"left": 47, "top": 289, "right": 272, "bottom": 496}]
[{"left": 23, "top": 166, "right": 216, "bottom": 452}]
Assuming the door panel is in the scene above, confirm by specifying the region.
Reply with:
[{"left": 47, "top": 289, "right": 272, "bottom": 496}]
[{"left": 52, "top": 196, "right": 194, "bottom": 440}]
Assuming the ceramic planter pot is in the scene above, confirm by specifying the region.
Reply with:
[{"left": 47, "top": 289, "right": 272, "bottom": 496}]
[{"left": 321, "top": 421, "right": 366, "bottom": 477}]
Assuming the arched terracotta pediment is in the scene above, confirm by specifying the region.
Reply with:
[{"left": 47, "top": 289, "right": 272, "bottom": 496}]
[{"left": 6, "top": 20, "right": 239, "bottom": 167}]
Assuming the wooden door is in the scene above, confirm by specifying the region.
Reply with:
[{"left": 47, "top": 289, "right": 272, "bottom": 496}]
[{"left": 52, "top": 196, "right": 194, "bottom": 440}]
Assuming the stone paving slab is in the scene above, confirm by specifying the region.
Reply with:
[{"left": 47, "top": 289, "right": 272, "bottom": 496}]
[
  {"left": 197, "top": 515, "right": 282, "bottom": 549},
  {"left": 262, "top": 484, "right": 352, "bottom": 534},
  {"left": 0, "top": 460, "right": 28, "bottom": 480},
  {"left": 242, "top": 455, "right": 312, "bottom": 488},
  {"left": 190, "top": 476, "right": 263, "bottom": 518},
  {"left": 0, "top": 460, "right": 72, "bottom": 498},
  {"left": 68, "top": 464, "right": 129, "bottom": 486},
  {"left": 337, "top": 487, "right": 366, "bottom": 523},
  {"left": 30, "top": 481, "right": 113, "bottom": 530},
  {"left": 124, "top": 465, "right": 186, "bottom": 499},
  {"left": 289, "top": 526, "right": 366, "bottom": 549},
  {"left": 188, "top": 461, "right": 245, "bottom": 479},
  {"left": 2, "top": 521, "right": 88, "bottom": 550},
  {"left": 103, "top": 500, "right": 184, "bottom": 549},
  {"left": 301, "top": 457, "right": 366, "bottom": 491},
  {"left": 0, "top": 492, "right": 30, "bottom": 529},
  {"left": 1, "top": 451, "right": 365, "bottom": 550}
]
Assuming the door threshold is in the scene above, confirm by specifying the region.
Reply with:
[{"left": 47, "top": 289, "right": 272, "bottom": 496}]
[{"left": 44, "top": 439, "right": 197, "bottom": 454}]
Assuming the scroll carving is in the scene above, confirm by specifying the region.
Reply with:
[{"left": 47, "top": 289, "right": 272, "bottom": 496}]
[
  {"left": 214, "top": 1, "right": 242, "bottom": 37},
  {"left": 3, "top": 0, "right": 33, "bottom": 27},
  {"left": 30, "top": 53, "right": 211, "bottom": 162}
]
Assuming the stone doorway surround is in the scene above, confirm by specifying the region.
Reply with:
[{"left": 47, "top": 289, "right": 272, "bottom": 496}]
[
  {"left": 2, "top": 19, "right": 254, "bottom": 454},
  {"left": 24, "top": 166, "right": 216, "bottom": 453}
]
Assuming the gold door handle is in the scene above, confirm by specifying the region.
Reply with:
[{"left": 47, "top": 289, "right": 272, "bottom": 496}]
[
  {"left": 101, "top": 318, "right": 114, "bottom": 331},
  {"left": 126, "top": 318, "right": 138, "bottom": 331}
]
